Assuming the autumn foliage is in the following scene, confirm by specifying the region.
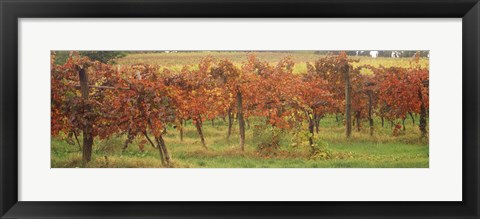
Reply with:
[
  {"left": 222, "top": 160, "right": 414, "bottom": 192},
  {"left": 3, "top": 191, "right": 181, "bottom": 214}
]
[{"left": 51, "top": 52, "right": 429, "bottom": 165}]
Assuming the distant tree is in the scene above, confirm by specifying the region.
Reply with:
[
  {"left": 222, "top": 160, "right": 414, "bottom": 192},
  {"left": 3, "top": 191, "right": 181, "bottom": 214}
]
[
  {"left": 356, "top": 51, "right": 371, "bottom": 56},
  {"left": 346, "top": 51, "right": 357, "bottom": 56},
  {"left": 53, "top": 51, "right": 70, "bottom": 65},
  {"left": 419, "top": 51, "right": 430, "bottom": 57},
  {"left": 399, "top": 51, "right": 428, "bottom": 58},
  {"left": 377, "top": 51, "right": 390, "bottom": 57},
  {"left": 79, "top": 51, "right": 127, "bottom": 64},
  {"left": 53, "top": 51, "right": 127, "bottom": 65}
]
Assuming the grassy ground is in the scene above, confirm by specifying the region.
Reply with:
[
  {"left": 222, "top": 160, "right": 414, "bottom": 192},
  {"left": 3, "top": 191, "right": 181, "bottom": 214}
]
[
  {"left": 51, "top": 115, "right": 429, "bottom": 168},
  {"left": 116, "top": 51, "right": 429, "bottom": 74}
]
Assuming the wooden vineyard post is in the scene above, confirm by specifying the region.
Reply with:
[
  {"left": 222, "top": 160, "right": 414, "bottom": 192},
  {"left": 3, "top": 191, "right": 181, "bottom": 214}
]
[
  {"left": 78, "top": 67, "right": 94, "bottom": 162},
  {"left": 419, "top": 92, "right": 427, "bottom": 137},
  {"left": 365, "top": 81, "right": 375, "bottom": 136},
  {"left": 344, "top": 63, "right": 352, "bottom": 138},
  {"left": 179, "top": 119, "right": 184, "bottom": 141},
  {"left": 227, "top": 108, "right": 233, "bottom": 140},
  {"left": 419, "top": 79, "right": 429, "bottom": 138},
  {"left": 308, "top": 113, "right": 315, "bottom": 151},
  {"left": 367, "top": 90, "right": 374, "bottom": 136},
  {"left": 237, "top": 90, "right": 245, "bottom": 151}
]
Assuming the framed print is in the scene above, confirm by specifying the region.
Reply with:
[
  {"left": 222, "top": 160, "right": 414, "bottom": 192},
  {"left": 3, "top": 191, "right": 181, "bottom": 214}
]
[{"left": 1, "top": 0, "right": 479, "bottom": 218}]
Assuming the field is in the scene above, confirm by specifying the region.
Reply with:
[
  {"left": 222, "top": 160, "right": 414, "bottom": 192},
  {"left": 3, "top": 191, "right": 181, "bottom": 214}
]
[
  {"left": 52, "top": 115, "right": 428, "bottom": 168},
  {"left": 117, "top": 51, "right": 429, "bottom": 74},
  {"left": 51, "top": 51, "right": 429, "bottom": 168}
]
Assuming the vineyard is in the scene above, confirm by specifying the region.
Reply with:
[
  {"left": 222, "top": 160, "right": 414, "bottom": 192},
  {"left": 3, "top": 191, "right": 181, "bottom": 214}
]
[{"left": 51, "top": 51, "right": 429, "bottom": 168}]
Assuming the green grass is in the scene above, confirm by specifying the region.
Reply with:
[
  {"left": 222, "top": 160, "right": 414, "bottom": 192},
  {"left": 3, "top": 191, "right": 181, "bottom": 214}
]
[{"left": 51, "top": 115, "right": 429, "bottom": 168}]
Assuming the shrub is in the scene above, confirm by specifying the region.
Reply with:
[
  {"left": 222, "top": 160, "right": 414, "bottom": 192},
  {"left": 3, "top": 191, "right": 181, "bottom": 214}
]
[
  {"left": 253, "top": 124, "right": 282, "bottom": 157},
  {"left": 290, "top": 129, "right": 332, "bottom": 159}
]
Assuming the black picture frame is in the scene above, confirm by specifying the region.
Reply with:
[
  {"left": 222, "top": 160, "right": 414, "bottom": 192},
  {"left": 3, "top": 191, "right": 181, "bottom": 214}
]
[{"left": 1, "top": 0, "right": 479, "bottom": 218}]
